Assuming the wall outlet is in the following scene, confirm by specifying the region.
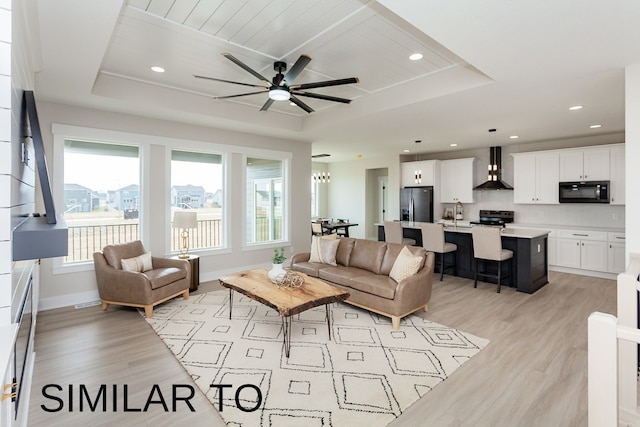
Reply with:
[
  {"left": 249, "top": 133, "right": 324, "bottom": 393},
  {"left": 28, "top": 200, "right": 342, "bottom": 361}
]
[{"left": 613, "top": 213, "right": 619, "bottom": 220}]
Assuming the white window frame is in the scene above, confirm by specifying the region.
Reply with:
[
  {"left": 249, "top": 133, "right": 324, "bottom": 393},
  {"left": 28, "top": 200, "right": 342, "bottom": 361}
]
[
  {"left": 52, "top": 126, "right": 148, "bottom": 274},
  {"left": 169, "top": 148, "right": 226, "bottom": 255},
  {"left": 52, "top": 124, "right": 292, "bottom": 273},
  {"left": 243, "top": 153, "right": 291, "bottom": 249}
]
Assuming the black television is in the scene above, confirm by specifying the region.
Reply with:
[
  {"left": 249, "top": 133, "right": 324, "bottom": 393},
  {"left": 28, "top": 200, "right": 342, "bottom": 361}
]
[{"left": 12, "top": 91, "right": 68, "bottom": 261}]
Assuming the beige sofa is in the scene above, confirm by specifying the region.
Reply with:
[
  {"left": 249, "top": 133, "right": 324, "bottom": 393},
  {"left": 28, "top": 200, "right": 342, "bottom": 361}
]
[{"left": 291, "top": 238, "right": 435, "bottom": 330}]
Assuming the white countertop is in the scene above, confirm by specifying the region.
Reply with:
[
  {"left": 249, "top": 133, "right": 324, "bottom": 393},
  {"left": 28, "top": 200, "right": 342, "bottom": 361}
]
[
  {"left": 506, "top": 223, "right": 625, "bottom": 234},
  {"left": 377, "top": 221, "right": 550, "bottom": 239}
]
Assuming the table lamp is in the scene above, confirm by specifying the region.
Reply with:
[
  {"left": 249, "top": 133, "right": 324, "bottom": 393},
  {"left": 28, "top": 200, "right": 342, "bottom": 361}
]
[{"left": 173, "top": 211, "right": 197, "bottom": 259}]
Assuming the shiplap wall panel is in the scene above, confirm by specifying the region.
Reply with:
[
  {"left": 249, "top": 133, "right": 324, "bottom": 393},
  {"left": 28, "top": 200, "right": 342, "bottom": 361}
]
[
  {"left": 0, "top": 0, "right": 10, "bottom": 326},
  {"left": 0, "top": 40, "right": 8, "bottom": 75}
]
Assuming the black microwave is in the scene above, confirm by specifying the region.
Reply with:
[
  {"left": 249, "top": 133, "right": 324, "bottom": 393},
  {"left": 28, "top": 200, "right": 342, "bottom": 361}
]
[{"left": 558, "top": 181, "right": 609, "bottom": 203}]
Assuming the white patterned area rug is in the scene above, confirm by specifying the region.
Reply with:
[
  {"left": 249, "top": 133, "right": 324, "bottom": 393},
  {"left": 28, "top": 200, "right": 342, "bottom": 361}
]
[{"left": 145, "top": 290, "right": 489, "bottom": 426}]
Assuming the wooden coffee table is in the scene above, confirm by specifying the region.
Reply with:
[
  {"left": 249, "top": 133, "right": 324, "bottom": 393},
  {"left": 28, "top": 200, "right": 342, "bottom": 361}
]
[{"left": 218, "top": 269, "right": 349, "bottom": 357}]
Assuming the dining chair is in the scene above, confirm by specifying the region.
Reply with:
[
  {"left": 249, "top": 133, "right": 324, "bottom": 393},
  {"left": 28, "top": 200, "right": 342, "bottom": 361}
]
[
  {"left": 384, "top": 221, "right": 416, "bottom": 245},
  {"left": 471, "top": 226, "right": 513, "bottom": 293},
  {"left": 336, "top": 218, "right": 348, "bottom": 236},
  {"left": 311, "top": 222, "right": 326, "bottom": 236},
  {"left": 420, "top": 223, "right": 457, "bottom": 281}
]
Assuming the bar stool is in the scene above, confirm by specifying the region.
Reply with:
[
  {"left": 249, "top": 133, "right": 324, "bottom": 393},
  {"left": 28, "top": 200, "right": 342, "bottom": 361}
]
[
  {"left": 384, "top": 221, "right": 416, "bottom": 245},
  {"left": 420, "top": 223, "right": 457, "bottom": 281},
  {"left": 471, "top": 227, "right": 513, "bottom": 293}
]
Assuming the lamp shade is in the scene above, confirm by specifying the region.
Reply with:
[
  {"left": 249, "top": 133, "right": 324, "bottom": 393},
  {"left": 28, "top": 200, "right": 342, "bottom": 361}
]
[{"left": 173, "top": 211, "right": 197, "bottom": 229}]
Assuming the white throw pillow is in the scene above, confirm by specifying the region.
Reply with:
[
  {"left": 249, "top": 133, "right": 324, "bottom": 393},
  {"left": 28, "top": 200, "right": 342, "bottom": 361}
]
[
  {"left": 389, "top": 246, "right": 423, "bottom": 283},
  {"left": 121, "top": 252, "right": 153, "bottom": 272},
  {"left": 309, "top": 234, "right": 339, "bottom": 266}
]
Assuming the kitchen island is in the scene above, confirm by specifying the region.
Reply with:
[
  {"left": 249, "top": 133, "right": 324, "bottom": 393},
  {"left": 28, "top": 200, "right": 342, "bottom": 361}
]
[{"left": 377, "top": 222, "right": 550, "bottom": 293}]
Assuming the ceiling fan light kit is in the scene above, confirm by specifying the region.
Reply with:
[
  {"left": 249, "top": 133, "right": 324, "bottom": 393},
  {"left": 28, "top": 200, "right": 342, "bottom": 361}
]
[
  {"left": 195, "top": 52, "right": 359, "bottom": 113},
  {"left": 269, "top": 89, "right": 290, "bottom": 101}
]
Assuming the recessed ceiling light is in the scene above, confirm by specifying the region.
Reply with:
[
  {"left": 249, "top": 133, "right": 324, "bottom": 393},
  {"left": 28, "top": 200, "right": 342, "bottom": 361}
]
[
  {"left": 403, "top": 149, "right": 410, "bottom": 153},
  {"left": 409, "top": 53, "right": 423, "bottom": 61},
  {"left": 569, "top": 105, "right": 583, "bottom": 111},
  {"left": 289, "top": 102, "right": 296, "bottom": 106},
  {"left": 151, "top": 66, "right": 165, "bottom": 73},
  {"left": 509, "top": 135, "right": 519, "bottom": 139},
  {"left": 450, "top": 143, "right": 458, "bottom": 147},
  {"left": 589, "top": 124, "right": 602, "bottom": 129}
]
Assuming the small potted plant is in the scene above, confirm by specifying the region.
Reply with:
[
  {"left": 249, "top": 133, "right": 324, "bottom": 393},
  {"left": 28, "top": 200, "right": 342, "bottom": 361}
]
[{"left": 268, "top": 247, "right": 287, "bottom": 282}]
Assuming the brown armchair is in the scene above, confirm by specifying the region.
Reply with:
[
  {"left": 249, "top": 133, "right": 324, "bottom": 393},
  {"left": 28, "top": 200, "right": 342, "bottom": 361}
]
[{"left": 93, "top": 240, "right": 190, "bottom": 318}]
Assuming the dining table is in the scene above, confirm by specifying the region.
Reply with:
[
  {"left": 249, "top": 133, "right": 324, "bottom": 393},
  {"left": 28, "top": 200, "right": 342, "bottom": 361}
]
[{"left": 321, "top": 221, "right": 359, "bottom": 237}]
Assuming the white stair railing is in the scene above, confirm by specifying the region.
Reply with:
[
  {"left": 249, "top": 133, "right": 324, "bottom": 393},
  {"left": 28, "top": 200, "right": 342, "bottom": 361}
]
[
  {"left": 588, "top": 312, "right": 640, "bottom": 426},
  {"left": 617, "top": 253, "right": 640, "bottom": 422}
]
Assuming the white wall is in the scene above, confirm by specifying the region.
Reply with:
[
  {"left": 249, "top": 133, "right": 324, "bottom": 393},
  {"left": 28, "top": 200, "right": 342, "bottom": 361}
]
[
  {"left": 34, "top": 102, "right": 312, "bottom": 310},
  {"left": 625, "top": 65, "right": 640, "bottom": 257},
  {"left": 327, "top": 155, "right": 400, "bottom": 240}
]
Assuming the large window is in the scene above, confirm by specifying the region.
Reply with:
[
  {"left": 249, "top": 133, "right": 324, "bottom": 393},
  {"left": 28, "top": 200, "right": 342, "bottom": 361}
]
[
  {"left": 246, "top": 157, "right": 285, "bottom": 244},
  {"left": 63, "top": 140, "right": 140, "bottom": 263},
  {"left": 171, "top": 150, "right": 224, "bottom": 252}
]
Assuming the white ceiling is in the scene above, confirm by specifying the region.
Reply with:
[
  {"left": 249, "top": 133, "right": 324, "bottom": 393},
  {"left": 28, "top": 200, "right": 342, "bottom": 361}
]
[{"left": 29, "top": 0, "right": 640, "bottom": 162}]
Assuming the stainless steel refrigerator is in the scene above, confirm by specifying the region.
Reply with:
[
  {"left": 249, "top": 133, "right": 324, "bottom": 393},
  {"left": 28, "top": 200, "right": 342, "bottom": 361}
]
[{"left": 400, "top": 187, "right": 434, "bottom": 222}]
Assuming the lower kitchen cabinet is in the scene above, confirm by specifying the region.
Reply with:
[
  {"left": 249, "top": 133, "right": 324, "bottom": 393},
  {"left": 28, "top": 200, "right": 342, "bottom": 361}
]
[
  {"left": 555, "top": 230, "right": 608, "bottom": 273},
  {"left": 607, "top": 232, "right": 626, "bottom": 273}
]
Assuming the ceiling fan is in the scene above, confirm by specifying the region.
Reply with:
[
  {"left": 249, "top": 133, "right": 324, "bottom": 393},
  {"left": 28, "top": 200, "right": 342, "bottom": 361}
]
[{"left": 194, "top": 52, "right": 359, "bottom": 113}]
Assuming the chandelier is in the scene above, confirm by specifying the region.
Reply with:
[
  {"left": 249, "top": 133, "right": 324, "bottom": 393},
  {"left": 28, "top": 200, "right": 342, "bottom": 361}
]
[{"left": 312, "top": 172, "right": 330, "bottom": 183}]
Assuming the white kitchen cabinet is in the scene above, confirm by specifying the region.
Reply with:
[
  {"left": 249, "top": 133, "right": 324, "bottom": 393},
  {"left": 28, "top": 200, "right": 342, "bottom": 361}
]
[
  {"left": 401, "top": 160, "right": 437, "bottom": 187},
  {"left": 512, "top": 151, "right": 559, "bottom": 204},
  {"left": 609, "top": 146, "right": 625, "bottom": 205},
  {"left": 559, "top": 147, "right": 610, "bottom": 181},
  {"left": 440, "top": 158, "right": 475, "bottom": 203},
  {"left": 555, "top": 238, "right": 582, "bottom": 269},
  {"left": 581, "top": 240, "right": 609, "bottom": 272},
  {"left": 607, "top": 232, "right": 626, "bottom": 273},
  {"left": 555, "top": 230, "right": 608, "bottom": 272}
]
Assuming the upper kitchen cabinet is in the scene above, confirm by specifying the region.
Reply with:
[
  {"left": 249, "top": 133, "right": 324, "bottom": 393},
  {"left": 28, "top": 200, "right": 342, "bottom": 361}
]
[
  {"left": 559, "top": 147, "right": 610, "bottom": 181},
  {"left": 512, "top": 151, "right": 559, "bottom": 204},
  {"left": 401, "top": 160, "right": 438, "bottom": 187},
  {"left": 609, "top": 145, "right": 625, "bottom": 205},
  {"left": 440, "top": 158, "right": 475, "bottom": 203}
]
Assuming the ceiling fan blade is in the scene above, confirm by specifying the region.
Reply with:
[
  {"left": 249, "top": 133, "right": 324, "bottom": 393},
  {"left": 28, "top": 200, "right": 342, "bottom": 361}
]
[
  {"left": 222, "top": 52, "right": 271, "bottom": 85},
  {"left": 292, "top": 91, "right": 352, "bottom": 104},
  {"left": 214, "top": 90, "right": 268, "bottom": 100},
  {"left": 284, "top": 54, "right": 311, "bottom": 85},
  {"left": 194, "top": 74, "right": 268, "bottom": 89},
  {"left": 290, "top": 77, "right": 359, "bottom": 91},
  {"left": 260, "top": 98, "right": 275, "bottom": 111},
  {"left": 289, "top": 95, "right": 314, "bottom": 114}
]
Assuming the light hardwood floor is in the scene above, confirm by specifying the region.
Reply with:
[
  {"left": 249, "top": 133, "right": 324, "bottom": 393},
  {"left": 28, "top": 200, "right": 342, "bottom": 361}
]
[{"left": 28, "top": 271, "right": 617, "bottom": 426}]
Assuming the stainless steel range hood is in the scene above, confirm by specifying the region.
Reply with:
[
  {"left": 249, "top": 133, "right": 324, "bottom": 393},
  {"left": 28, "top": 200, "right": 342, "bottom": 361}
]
[{"left": 474, "top": 146, "right": 513, "bottom": 190}]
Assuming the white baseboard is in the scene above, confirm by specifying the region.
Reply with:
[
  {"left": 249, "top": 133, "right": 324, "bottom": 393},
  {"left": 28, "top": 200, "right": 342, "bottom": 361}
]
[
  {"left": 548, "top": 266, "right": 617, "bottom": 281},
  {"left": 39, "top": 290, "right": 101, "bottom": 311},
  {"left": 39, "top": 262, "right": 273, "bottom": 311}
]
